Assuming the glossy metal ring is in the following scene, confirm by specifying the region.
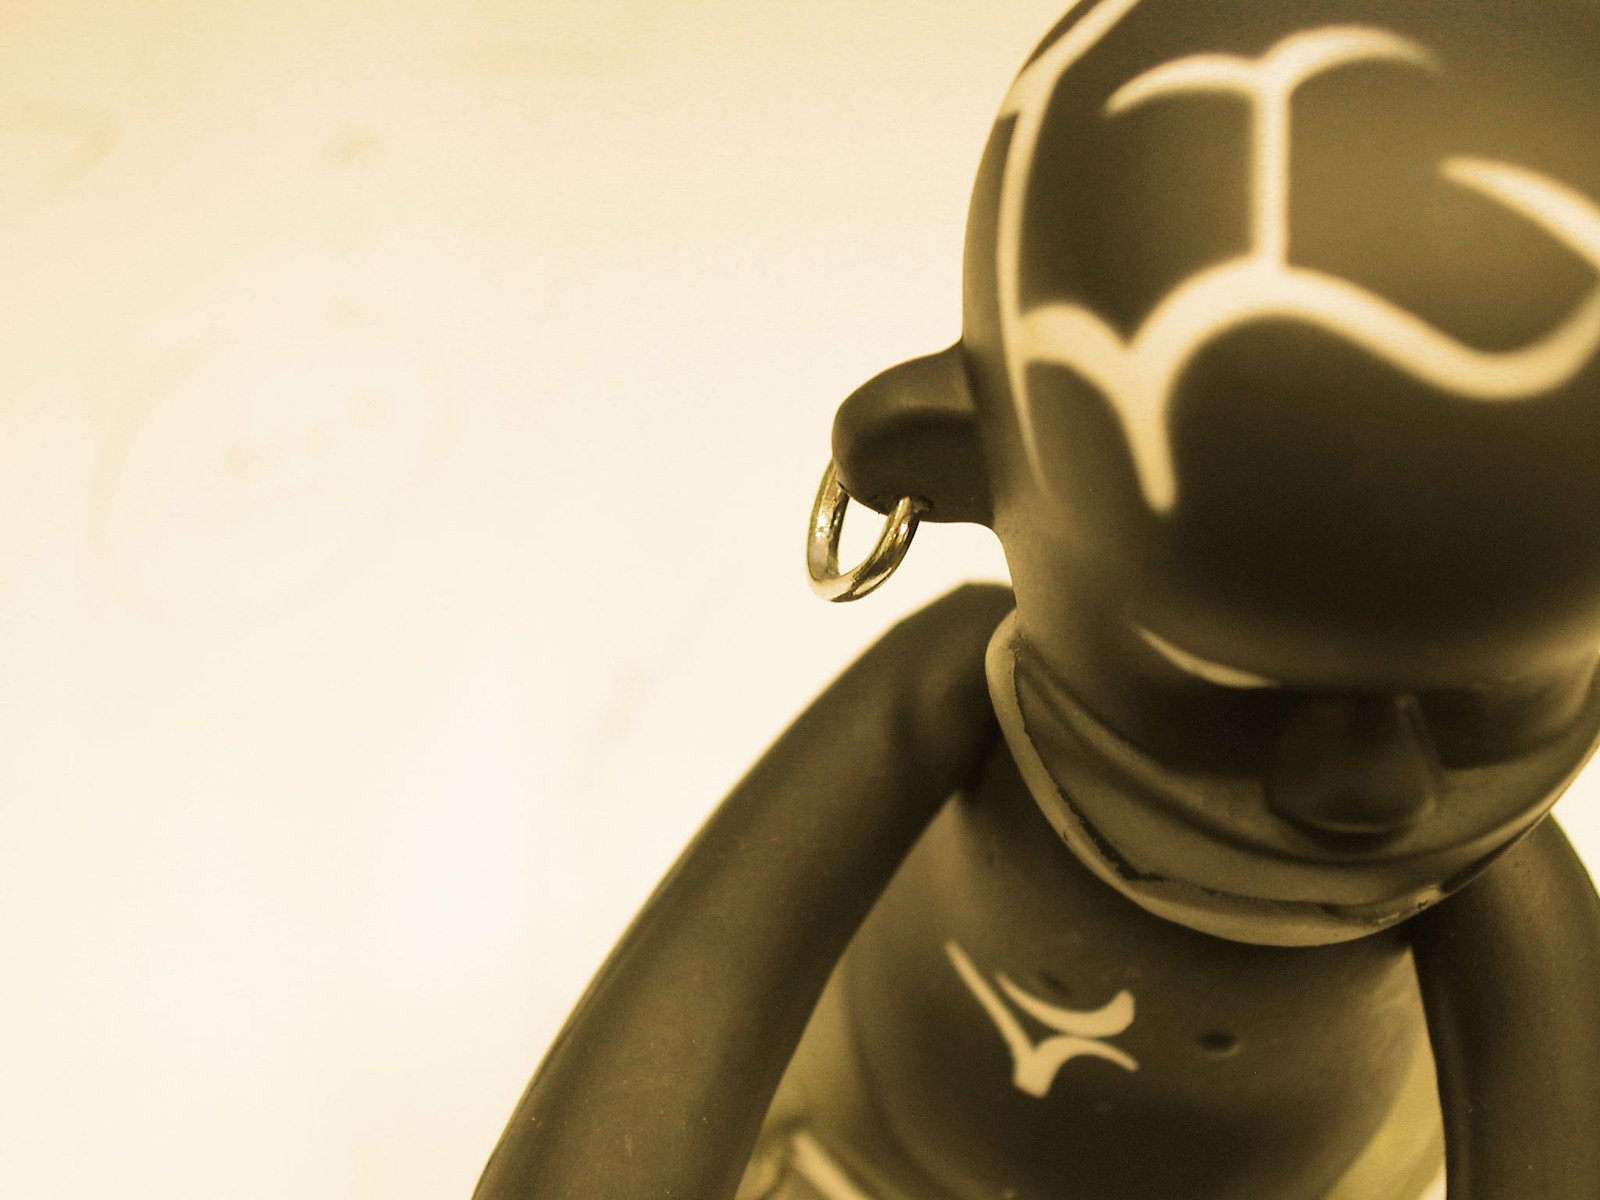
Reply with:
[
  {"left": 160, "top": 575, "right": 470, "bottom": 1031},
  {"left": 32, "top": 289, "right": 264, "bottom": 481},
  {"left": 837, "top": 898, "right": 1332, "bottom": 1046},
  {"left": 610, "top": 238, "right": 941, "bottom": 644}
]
[{"left": 806, "top": 460, "right": 926, "bottom": 602}]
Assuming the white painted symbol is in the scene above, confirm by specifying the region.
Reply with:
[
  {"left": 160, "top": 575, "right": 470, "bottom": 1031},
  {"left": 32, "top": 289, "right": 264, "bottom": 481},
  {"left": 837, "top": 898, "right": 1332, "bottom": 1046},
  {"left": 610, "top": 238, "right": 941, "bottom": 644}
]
[
  {"left": 996, "top": 13, "right": 1600, "bottom": 513},
  {"left": 946, "top": 941, "right": 1138, "bottom": 1097}
]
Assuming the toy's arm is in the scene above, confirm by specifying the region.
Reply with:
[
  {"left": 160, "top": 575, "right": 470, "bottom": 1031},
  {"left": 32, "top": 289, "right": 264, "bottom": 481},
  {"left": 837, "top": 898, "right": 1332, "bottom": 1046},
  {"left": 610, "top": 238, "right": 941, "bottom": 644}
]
[
  {"left": 1408, "top": 816, "right": 1600, "bottom": 1199},
  {"left": 472, "top": 582, "right": 1015, "bottom": 1200}
]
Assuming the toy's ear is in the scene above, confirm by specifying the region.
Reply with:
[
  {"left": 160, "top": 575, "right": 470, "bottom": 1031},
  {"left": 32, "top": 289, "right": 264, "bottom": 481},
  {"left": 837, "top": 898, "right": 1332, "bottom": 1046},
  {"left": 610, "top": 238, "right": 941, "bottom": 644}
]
[{"left": 831, "top": 343, "right": 992, "bottom": 526}]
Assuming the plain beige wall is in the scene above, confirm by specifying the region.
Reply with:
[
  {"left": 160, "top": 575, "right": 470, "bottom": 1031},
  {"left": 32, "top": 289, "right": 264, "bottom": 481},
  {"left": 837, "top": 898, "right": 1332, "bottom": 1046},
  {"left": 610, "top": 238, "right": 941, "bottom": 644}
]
[{"left": 1, "top": 3, "right": 1594, "bottom": 1197}]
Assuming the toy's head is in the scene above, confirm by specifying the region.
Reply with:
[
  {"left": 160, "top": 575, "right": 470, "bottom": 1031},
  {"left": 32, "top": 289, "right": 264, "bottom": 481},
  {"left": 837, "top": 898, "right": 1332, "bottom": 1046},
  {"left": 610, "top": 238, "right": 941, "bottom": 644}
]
[{"left": 833, "top": 0, "right": 1600, "bottom": 943}]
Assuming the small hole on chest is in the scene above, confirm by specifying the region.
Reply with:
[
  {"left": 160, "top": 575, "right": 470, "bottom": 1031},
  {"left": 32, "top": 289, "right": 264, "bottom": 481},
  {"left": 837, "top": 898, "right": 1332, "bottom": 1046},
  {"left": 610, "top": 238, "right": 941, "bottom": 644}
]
[{"left": 1198, "top": 1030, "right": 1240, "bottom": 1058}]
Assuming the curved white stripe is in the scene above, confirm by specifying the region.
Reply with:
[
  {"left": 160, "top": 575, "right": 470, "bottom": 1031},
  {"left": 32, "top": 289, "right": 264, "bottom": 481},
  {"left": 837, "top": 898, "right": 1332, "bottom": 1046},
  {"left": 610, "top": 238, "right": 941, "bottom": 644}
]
[
  {"left": 1106, "top": 29, "right": 1433, "bottom": 116},
  {"left": 947, "top": 941, "right": 1036, "bottom": 1067},
  {"left": 997, "top": 24, "right": 1600, "bottom": 515},
  {"left": 1105, "top": 30, "right": 1435, "bottom": 264},
  {"left": 995, "top": 0, "right": 1150, "bottom": 481},
  {"left": 1023, "top": 231, "right": 1600, "bottom": 510},
  {"left": 788, "top": 1132, "right": 875, "bottom": 1200},
  {"left": 1447, "top": 157, "right": 1600, "bottom": 261},
  {"left": 998, "top": 971, "right": 1137, "bottom": 1037},
  {"left": 1014, "top": 1038, "right": 1141, "bottom": 1096}
]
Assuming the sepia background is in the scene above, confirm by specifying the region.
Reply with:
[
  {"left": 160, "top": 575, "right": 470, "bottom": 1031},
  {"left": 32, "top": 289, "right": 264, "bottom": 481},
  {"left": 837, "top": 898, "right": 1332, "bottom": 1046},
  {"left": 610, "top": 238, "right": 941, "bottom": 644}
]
[{"left": 1, "top": 2, "right": 1595, "bottom": 1197}]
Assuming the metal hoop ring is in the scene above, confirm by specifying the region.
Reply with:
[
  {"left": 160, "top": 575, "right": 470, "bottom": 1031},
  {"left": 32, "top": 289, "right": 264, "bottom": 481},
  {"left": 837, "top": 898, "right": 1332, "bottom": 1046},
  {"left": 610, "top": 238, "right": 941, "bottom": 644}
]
[{"left": 806, "top": 460, "right": 926, "bottom": 602}]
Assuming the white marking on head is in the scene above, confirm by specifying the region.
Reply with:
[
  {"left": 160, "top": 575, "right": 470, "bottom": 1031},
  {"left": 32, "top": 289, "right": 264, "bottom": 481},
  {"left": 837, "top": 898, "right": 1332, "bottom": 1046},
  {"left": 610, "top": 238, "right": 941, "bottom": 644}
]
[
  {"left": 1105, "top": 29, "right": 1438, "bottom": 265},
  {"left": 995, "top": 22, "right": 1600, "bottom": 514},
  {"left": 995, "top": 0, "right": 1150, "bottom": 493}
]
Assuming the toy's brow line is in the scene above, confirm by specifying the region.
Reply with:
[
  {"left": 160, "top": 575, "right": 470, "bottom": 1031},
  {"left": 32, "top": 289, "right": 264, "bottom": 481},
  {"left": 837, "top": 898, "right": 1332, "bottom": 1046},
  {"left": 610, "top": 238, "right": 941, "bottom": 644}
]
[{"left": 1136, "top": 627, "right": 1281, "bottom": 689}]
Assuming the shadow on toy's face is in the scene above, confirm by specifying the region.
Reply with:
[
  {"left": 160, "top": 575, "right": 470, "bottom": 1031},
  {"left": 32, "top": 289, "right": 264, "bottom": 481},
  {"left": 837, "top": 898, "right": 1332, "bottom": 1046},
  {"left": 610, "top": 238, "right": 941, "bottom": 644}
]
[{"left": 1004, "top": 571, "right": 1600, "bottom": 943}]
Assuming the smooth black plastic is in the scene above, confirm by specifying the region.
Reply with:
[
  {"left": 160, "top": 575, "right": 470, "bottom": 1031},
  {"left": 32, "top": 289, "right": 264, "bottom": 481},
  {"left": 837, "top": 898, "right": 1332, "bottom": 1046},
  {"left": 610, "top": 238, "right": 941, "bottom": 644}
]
[
  {"left": 831, "top": 345, "right": 991, "bottom": 526},
  {"left": 471, "top": 585, "right": 1014, "bottom": 1200},
  {"left": 1411, "top": 818, "right": 1600, "bottom": 1199}
]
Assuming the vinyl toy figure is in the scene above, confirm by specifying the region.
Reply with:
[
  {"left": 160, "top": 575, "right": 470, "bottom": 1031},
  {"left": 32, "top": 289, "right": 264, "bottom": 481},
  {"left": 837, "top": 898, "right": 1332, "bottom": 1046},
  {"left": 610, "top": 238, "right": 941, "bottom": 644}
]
[{"left": 476, "top": 2, "right": 1600, "bottom": 1197}]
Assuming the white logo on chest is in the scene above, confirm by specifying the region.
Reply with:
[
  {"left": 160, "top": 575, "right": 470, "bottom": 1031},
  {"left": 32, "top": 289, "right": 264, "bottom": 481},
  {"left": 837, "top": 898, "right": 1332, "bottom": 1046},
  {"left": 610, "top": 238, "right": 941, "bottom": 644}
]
[
  {"left": 946, "top": 941, "right": 1138, "bottom": 1097},
  {"left": 996, "top": 8, "right": 1600, "bottom": 513}
]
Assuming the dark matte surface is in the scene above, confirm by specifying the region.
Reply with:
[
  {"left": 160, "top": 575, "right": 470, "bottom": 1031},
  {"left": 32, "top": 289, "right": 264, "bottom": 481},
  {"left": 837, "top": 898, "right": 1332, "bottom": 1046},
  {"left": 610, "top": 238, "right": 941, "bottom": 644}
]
[
  {"left": 1411, "top": 818, "right": 1600, "bottom": 1200},
  {"left": 471, "top": 585, "right": 1014, "bottom": 1200}
]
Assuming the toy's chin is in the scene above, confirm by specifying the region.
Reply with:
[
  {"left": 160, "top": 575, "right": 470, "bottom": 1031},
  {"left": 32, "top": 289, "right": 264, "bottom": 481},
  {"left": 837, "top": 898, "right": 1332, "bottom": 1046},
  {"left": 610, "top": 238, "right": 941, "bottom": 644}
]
[
  {"left": 985, "top": 613, "right": 1600, "bottom": 947},
  {"left": 1021, "top": 798, "right": 1458, "bottom": 947},
  {"left": 1000, "top": 716, "right": 1458, "bottom": 947}
]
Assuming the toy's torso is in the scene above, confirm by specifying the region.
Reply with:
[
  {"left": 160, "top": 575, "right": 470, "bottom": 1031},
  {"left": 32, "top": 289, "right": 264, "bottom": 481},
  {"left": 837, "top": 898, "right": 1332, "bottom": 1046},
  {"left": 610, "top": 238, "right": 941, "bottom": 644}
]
[{"left": 752, "top": 744, "right": 1443, "bottom": 1200}]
